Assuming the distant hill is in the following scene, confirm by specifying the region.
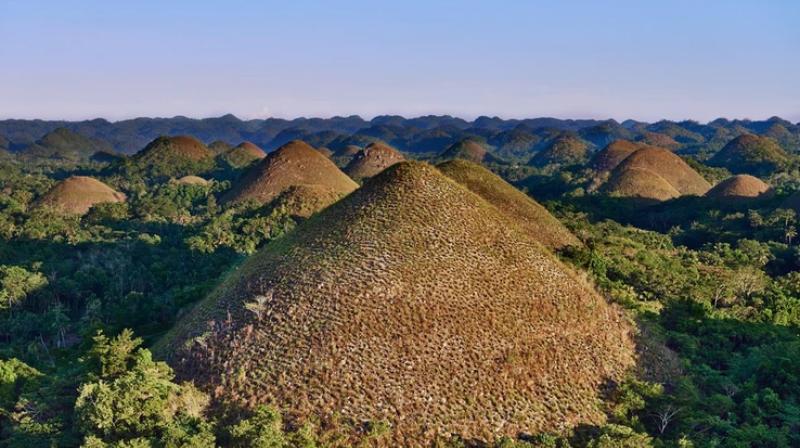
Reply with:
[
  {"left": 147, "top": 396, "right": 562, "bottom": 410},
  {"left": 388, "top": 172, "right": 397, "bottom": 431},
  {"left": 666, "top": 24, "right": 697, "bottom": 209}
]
[
  {"left": 440, "top": 138, "right": 501, "bottom": 164},
  {"left": 529, "top": 133, "right": 589, "bottom": 167},
  {"left": 14, "top": 128, "right": 115, "bottom": 163},
  {"left": 591, "top": 140, "right": 653, "bottom": 174},
  {"left": 705, "top": 175, "right": 772, "bottom": 200},
  {"left": 603, "top": 147, "right": 711, "bottom": 202},
  {"left": 160, "top": 161, "right": 635, "bottom": 445},
  {"left": 1, "top": 115, "right": 797, "bottom": 161},
  {"left": 437, "top": 159, "right": 580, "bottom": 250},
  {"left": 343, "top": 141, "right": 405, "bottom": 181},
  {"left": 221, "top": 140, "right": 357, "bottom": 207},
  {"left": 128, "top": 135, "right": 214, "bottom": 179},
  {"left": 35, "top": 176, "right": 126, "bottom": 215},
  {"left": 219, "top": 141, "right": 266, "bottom": 168},
  {"left": 708, "top": 134, "right": 790, "bottom": 176}
]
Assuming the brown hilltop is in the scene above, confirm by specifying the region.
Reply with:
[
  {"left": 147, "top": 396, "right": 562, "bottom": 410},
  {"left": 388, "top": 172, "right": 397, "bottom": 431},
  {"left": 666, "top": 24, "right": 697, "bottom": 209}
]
[
  {"left": 343, "top": 141, "right": 405, "bottom": 181},
  {"left": 160, "top": 161, "right": 635, "bottom": 445},
  {"left": 529, "top": 134, "right": 588, "bottom": 167},
  {"left": 221, "top": 141, "right": 267, "bottom": 168},
  {"left": 705, "top": 175, "right": 772, "bottom": 200},
  {"left": 174, "top": 175, "right": 210, "bottom": 186},
  {"left": 221, "top": 140, "right": 358, "bottom": 206},
  {"left": 36, "top": 176, "right": 126, "bottom": 215},
  {"left": 603, "top": 168, "right": 681, "bottom": 202},
  {"left": 709, "top": 134, "right": 789, "bottom": 176},
  {"left": 437, "top": 159, "right": 580, "bottom": 250},
  {"left": 591, "top": 140, "right": 653, "bottom": 174},
  {"left": 603, "top": 147, "right": 711, "bottom": 201},
  {"left": 136, "top": 135, "right": 212, "bottom": 162},
  {"left": 440, "top": 138, "right": 501, "bottom": 164},
  {"left": 636, "top": 131, "right": 679, "bottom": 150},
  {"left": 131, "top": 135, "right": 214, "bottom": 178}
]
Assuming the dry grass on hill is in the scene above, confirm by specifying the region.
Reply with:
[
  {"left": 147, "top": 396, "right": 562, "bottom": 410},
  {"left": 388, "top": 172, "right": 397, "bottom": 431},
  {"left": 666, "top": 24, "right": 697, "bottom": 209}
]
[
  {"left": 174, "top": 175, "right": 209, "bottom": 186},
  {"left": 440, "top": 138, "right": 500, "bottom": 164},
  {"left": 529, "top": 134, "right": 588, "bottom": 167},
  {"left": 222, "top": 142, "right": 267, "bottom": 168},
  {"left": 136, "top": 135, "right": 213, "bottom": 162},
  {"left": 437, "top": 159, "right": 580, "bottom": 250},
  {"left": 221, "top": 140, "right": 357, "bottom": 206},
  {"left": 591, "top": 140, "right": 653, "bottom": 174},
  {"left": 603, "top": 167, "right": 681, "bottom": 202},
  {"left": 344, "top": 142, "right": 405, "bottom": 181},
  {"left": 160, "top": 161, "right": 635, "bottom": 445},
  {"left": 36, "top": 176, "right": 126, "bottom": 215},
  {"left": 705, "top": 175, "right": 772, "bottom": 200},
  {"left": 603, "top": 147, "right": 710, "bottom": 201}
]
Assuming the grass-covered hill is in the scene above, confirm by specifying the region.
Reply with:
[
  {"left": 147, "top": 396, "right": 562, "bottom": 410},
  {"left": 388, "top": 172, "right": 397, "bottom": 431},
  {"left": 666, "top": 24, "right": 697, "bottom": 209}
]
[
  {"left": 591, "top": 140, "right": 653, "bottom": 174},
  {"left": 603, "top": 147, "right": 711, "bottom": 202},
  {"left": 343, "top": 141, "right": 405, "bottom": 181},
  {"left": 528, "top": 133, "right": 589, "bottom": 167},
  {"left": 221, "top": 140, "right": 357, "bottom": 207},
  {"left": 708, "top": 134, "right": 791, "bottom": 176},
  {"left": 34, "top": 175, "right": 126, "bottom": 215},
  {"left": 127, "top": 135, "right": 215, "bottom": 179},
  {"left": 13, "top": 127, "right": 115, "bottom": 163},
  {"left": 161, "top": 161, "right": 635, "bottom": 445},
  {"left": 218, "top": 141, "right": 266, "bottom": 168},
  {"left": 704, "top": 174, "right": 772, "bottom": 201},
  {"left": 439, "top": 137, "right": 502, "bottom": 164},
  {"left": 437, "top": 159, "right": 580, "bottom": 250}
]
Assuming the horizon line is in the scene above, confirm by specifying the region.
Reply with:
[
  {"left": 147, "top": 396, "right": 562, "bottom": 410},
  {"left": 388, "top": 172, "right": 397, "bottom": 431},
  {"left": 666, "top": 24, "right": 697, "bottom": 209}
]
[{"left": 0, "top": 113, "right": 798, "bottom": 126}]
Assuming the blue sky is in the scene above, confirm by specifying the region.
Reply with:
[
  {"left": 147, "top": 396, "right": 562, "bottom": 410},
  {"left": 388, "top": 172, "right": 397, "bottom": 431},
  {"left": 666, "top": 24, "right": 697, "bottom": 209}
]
[{"left": 1, "top": 0, "right": 798, "bottom": 122}]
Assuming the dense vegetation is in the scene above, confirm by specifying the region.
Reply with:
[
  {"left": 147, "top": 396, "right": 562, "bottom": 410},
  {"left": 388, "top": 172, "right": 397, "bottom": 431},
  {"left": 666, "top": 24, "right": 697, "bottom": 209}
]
[{"left": 0, "top": 117, "right": 799, "bottom": 447}]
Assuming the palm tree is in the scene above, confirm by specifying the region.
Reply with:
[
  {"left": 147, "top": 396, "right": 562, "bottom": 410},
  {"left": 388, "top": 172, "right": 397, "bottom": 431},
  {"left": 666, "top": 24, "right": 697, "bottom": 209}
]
[{"left": 785, "top": 226, "right": 797, "bottom": 245}]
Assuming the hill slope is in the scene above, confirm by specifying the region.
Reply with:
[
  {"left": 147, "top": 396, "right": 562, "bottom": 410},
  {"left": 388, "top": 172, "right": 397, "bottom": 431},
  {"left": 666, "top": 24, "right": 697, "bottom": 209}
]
[
  {"left": 604, "top": 147, "right": 711, "bottom": 201},
  {"left": 529, "top": 134, "right": 589, "bottom": 167},
  {"left": 591, "top": 140, "right": 651, "bottom": 174},
  {"left": 709, "top": 134, "right": 790, "bottom": 176},
  {"left": 439, "top": 138, "right": 501, "bottom": 164},
  {"left": 161, "top": 161, "right": 635, "bottom": 445},
  {"left": 220, "top": 141, "right": 267, "bottom": 168},
  {"left": 36, "top": 176, "right": 126, "bottom": 215},
  {"left": 221, "top": 140, "right": 357, "bottom": 206},
  {"left": 437, "top": 159, "right": 580, "bottom": 250},
  {"left": 130, "top": 135, "right": 214, "bottom": 178},
  {"left": 343, "top": 141, "right": 405, "bottom": 181},
  {"left": 705, "top": 175, "right": 771, "bottom": 200},
  {"left": 16, "top": 128, "right": 115, "bottom": 163}
]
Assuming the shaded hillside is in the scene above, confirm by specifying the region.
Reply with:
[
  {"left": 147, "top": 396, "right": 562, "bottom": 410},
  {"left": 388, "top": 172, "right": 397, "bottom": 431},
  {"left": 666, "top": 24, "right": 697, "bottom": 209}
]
[
  {"left": 437, "top": 159, "right": 580, "bottom": 250},
  {"left": 221, "top": 140, "right": 357, "bottom": 206},
  {"left": 14, "top": 128, "right": 115, "bottom": 163},
  {"left": 709, "top": 134, "right": 790, "bottom": 176},
  {"left": 128, "top": 135, "right": 214, "bottom": 179},
  {"left": 487, "top": 128, "right": 542, "bottom": 160},
  {"left": 529, "top": 133, "right": 589, "bottom": 167},
  {"left": 35, "top": 176, "right": 126, "bottom": 215},
  {"left": 160, "top": 161, "right": 635, "bottom": 445},
  {"left": 343, "top": 141, "right": 405, "bottom": 181}
]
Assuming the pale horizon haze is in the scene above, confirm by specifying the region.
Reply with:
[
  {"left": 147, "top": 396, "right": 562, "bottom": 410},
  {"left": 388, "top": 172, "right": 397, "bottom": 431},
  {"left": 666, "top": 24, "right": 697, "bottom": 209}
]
[{"left": 1, "top": 0, "right": 798, "bottom": 123}]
